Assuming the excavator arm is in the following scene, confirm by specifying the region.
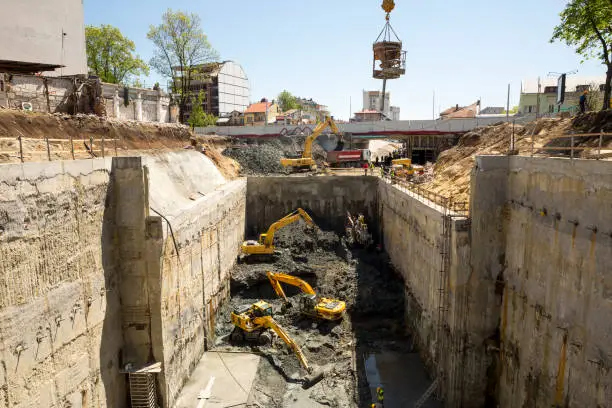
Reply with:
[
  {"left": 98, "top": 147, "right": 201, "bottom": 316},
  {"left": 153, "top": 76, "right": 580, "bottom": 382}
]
[
  {"left": 260, "top": 208, "right": 315, "bottom": 247},
  {"left": 267, "top": 271, "right": 317, "bottom": 303},
  {"left": 254, "top": 315, "right": 312, "bottom": 373},
  {"left": 302, "top": 116, "right": 341, "bottom": 159}
]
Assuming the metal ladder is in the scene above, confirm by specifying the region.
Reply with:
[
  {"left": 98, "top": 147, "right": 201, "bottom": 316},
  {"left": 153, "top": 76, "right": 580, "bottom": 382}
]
[
  {"left": 129, "top": 372, "right": 158, "bottom": 408},
  {"left": 414, "top": 377, "right": 441, "bottom": 408}
]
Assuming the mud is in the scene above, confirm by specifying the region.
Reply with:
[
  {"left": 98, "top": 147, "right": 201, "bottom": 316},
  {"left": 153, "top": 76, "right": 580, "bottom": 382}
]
[{"left": 213, "top": 223, "right": 417, "bottom": 407}]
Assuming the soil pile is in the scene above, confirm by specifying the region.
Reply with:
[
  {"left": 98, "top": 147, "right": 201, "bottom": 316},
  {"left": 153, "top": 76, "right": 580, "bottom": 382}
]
[
  {"left": 0, "top": 110, "right": 240, "bottom": 178},
  {"left": 223, "top": 142, "right": 285, "bottom": 175},
  {"left": 423, "top": 115, "right": 612, "bottom": 205},
  {"left": 215, "top": 223, "right": 408, "bottom": 407},
  {"left": 222, "top": 136, "right": 327, "bottom": 175}
]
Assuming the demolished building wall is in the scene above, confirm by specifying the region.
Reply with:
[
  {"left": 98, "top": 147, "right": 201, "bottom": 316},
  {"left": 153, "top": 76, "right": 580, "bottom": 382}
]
[{"left": 0, "top": 74, "right": 175, "bottom": 123}]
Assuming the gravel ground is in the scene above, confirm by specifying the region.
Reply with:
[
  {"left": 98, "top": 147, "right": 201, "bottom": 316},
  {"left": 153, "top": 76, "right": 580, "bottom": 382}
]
[{"left": 222, "top": 137, "right": 328, "bottom": 175}]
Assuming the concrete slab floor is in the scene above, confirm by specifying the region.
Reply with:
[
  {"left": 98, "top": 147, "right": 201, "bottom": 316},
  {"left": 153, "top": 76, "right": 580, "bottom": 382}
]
[
  {"left": 174, "top": 351, "right": 260, "bottom": 408},
  {"left": 365, "top": 352, "right": 442, "bottom": 408}
]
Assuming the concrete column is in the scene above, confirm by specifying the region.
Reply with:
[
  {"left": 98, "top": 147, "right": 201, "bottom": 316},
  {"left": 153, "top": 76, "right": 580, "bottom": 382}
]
[
  {"left": 111, "top": 157, "right": 151, "bottom": 367},
  {"left": 465, "top": 155, "right": 510, "bottom": 405},
  {"left": 113, "top": 89, "right": 120, "bottom": 119},
  {"left": 156, "top": 90, "right": 163, "bottom": 123},
  {"left": 136, "top": 92, "right": 143, "bottom": 122}
]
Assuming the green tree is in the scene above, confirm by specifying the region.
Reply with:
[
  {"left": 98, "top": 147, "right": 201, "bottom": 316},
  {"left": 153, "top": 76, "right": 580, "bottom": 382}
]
[
  {"left": 85, "top": 25, "right": 149, "bottom": 84},
  {"left": 277, "top": 90, "right": 299, "bottom": 112},
  {"left": 551, "top": 0, "right": 612, "bottom": 110},
  {"left": 188, "top": 92, "right": 218, "bottom": 128},
  {"left": 148, "top": 9, "right": 219, "bottom": 123}
]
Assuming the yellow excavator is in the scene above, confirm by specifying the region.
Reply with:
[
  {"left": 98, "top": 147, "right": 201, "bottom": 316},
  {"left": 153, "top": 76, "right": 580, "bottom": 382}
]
[
  {"left": 266, "top": 271, "right": 346, "bottom": 321},
  {"left": 391, "top": 158, "right": 424, "bottom": 180},
  {"left": 230, "top": 300, "right": 324, "bottom": 388},
  {"left": 240, "top": 208, "right": 315, "bottom": 260},
  {"left": 280, "top": 116, "right": 342, "bottom": 171}
]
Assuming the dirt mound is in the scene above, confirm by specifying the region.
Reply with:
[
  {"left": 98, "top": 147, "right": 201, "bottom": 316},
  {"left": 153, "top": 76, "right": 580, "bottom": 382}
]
[
  {"left": 223, "top": 143, "right": 285, "bottom": 175},
  {"left": 222, "top": 136, "right": 328, "bottom": 175},
  {"left": 422, "top": 115, "right": 612, "bottom": 205},
  {"left": 0, "top": 110, "right": 239, "bottom": 178}
]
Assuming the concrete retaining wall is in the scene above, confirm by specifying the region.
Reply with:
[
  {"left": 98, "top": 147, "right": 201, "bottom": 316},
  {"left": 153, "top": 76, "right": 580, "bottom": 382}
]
[
  {"left": 143, "top": 154, "right": 245, "bottom": 407},
  {"left": 0, "top": 151, "right": 244, "bottom": 408},
  {"left": 245, "top": 176, "right": 379, "bottom": 238},
  {"left": 0, "top": 158, "right": 124, "bottom": 407},
  {"left": 472, "top": 156, "right": 612, "bottom": 407},
  {"left": 377, "top": 180, "right": 478, "bottom": 406}
]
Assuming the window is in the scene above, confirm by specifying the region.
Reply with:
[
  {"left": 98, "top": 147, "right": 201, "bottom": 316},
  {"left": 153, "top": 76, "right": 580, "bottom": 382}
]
[
  {"left": 544, "top": 86, "right": 558, "bottom": 94},
  {"left": 528, "top": 105, "right": 533, "bottom": 113},
  {"left": 575, "top": 85, "right": 589, "bottom": 93},
  {"left": 549, "top": 104, "right": 555, "bottom": 113}
]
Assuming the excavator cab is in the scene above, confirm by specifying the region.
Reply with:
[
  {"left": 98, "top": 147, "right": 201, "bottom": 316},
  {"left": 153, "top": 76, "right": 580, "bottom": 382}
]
[
  {"left": 251, "top": 300, "right": 273, "bottom": 318},
  {"left": 300, "top": 294, "right": 318, "bottom": 312}
]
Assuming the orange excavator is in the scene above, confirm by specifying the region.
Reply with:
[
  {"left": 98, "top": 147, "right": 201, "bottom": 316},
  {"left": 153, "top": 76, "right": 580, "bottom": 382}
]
[{"left": 266, "top": 271, "right": 346, "bottom": 321}]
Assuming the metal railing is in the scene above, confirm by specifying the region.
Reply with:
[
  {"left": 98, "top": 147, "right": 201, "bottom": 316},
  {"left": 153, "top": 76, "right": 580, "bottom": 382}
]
[
  {"left": 531, "top": 132, "right": 612, "bottom": 160},
  {"left": 0, "top": 135, "right": 119, "bottom": 162},
  {"left": 382, "top": 174, "right": 469, "bottom": 216}
]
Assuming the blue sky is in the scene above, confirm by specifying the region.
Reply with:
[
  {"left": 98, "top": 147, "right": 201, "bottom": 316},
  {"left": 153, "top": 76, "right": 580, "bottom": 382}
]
[{"left": 85, "top": 0, "right": 605, "bottom": 120}]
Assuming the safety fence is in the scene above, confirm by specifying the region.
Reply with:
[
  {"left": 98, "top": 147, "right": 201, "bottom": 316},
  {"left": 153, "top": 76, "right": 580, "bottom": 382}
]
[
  {"left": 322, "top": 167, "right": 469, "bottom": 216},
  {"left": 382, "top": 174, "right": 469, "bottom": 217},
  {"left": 0, "top": 135, "right": 119, "bottom": 162},
  {"left": 531, "top": 132, "right": 612, "bottom": 159}
]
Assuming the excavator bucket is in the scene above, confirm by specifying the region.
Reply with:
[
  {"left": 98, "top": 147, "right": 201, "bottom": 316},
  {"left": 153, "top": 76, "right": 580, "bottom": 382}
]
[{"left": 302, "top": 368, "right": 325, "bottom": 389}]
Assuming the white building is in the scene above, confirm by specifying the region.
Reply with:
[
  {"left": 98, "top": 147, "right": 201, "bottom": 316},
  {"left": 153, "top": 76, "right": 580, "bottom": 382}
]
[
  {"left": 0, "top": 0, "right": 87, "bottom": 76},
  {"left": 389, "top": 106, "right": 400, "bottom": 120},
  {"left": 362, "top": 90, "right": 400, "bottom": 120},
  {"left": 180, "top": 60, "right": 250, "bottom": 119}
]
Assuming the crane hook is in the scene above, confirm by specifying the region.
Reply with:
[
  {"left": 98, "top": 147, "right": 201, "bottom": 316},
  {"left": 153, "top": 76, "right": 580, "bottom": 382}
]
[{"left": 382, "top": 0, "right": 395, "bottom": 20}]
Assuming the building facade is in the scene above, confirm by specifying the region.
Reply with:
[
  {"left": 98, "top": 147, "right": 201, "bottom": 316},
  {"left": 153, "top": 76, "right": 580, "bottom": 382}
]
[
  {"left": 361, "top": 90, "right": 399, "bottom": 120},
  {"left": 244, "top": 99, "right": 280, "bottom": 125},
  {"left": 177, "top": 61, "right": 250, "bottom": 122},
  {"left": 519, "top": 76, "right": 607, "bottom": 115},
  {"left": 0, "top": 0, "right": 87, "bottom": 76}
]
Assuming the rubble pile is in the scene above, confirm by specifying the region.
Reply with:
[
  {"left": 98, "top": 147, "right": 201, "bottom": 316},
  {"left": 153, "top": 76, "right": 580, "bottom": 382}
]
[
  {"left": 222, "top": 136, "right": 328, "bottom": 175},
  {"left": 214, "top": 223, "right": 408, "bottom": 407},
  {"left": 223, "top": 142, "right": 286, "bottom": 175}
]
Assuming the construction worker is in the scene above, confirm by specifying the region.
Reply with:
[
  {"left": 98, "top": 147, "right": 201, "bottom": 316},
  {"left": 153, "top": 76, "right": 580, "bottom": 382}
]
[
  {"left": 363, "top": 162, "right": 368, "bottom": 176},
  {"left": 369, "top": 161, "right": 375, "bottom": 175},
  {"left": 376, "top": 386, "right": 384, "bottom": 406},
  {"left": 579, "top": 90, "right": 588, "bottom": 113}
]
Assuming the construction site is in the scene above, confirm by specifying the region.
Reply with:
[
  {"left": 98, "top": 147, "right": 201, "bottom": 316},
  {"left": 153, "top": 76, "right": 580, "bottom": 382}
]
[{"left": 1, "top": 0, "right": 612, "bottom": 407}]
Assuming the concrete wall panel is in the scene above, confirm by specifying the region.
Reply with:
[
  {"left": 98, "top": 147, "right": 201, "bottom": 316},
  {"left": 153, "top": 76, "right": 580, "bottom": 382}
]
[
  {"left": 245, "top": 176, "right": 379, "bottom": 237},
  {"left": 0, "top": 157, "right": 124, "bottom": 408}
]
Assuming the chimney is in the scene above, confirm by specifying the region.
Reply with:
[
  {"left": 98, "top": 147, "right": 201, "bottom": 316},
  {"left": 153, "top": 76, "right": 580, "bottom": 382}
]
[{"left": 455, "top": 104, "right": 459, "bottom": 111}]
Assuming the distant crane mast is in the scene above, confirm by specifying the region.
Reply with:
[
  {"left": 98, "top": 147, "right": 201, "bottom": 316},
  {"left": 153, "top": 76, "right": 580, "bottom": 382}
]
[{"left": 373, "top": 0, "right": 406, "bottom": 117}]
